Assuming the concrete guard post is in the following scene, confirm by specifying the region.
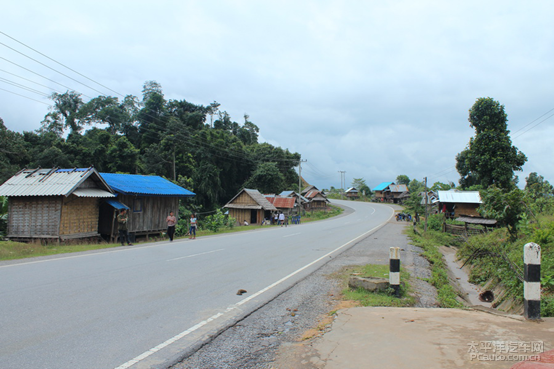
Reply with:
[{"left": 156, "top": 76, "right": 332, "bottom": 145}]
[
  {"left": 389, "top": 247, "right": 400, "bottom": 297},
  {"left": 524, "top": 242, "right": 541, "bottom": 320}
]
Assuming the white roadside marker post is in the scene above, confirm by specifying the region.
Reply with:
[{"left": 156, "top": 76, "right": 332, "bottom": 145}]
[
  {"left": 390, "top": 247, "right": 400, "bottom": 297},
  {"left": 524, "top": 242, "right": 541, "bottom": 320}
]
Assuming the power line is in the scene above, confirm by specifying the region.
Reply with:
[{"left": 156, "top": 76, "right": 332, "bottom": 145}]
[
  {"left": 0, "top": 31, "right": 123, "bottom": 97},
  {"left": 0, "top": 40, "right": 108, "bottom": 96},
  {"left": 0, "top": 86, "right": 49, "bottom": 105}
]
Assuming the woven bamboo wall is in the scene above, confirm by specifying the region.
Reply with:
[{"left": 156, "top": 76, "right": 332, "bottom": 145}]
[
  {"left": 59, "top": 196, "right": 99, "bottom": 235},
  {"left": 8, "top": 197, "right": 62, "bottom": 237},
  {"left": 454, "top": 203, "right": 480, "bottom": 217}
]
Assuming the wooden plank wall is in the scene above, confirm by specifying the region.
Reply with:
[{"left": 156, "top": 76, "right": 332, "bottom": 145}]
[
  {"left": 454, "top": 203, "right": 480, "bottom": 217},
  {"left": 8, "top": 197, "right": 62, "bottom": 237},
  {"left": 120, "top": 195, "right": 179, "bottom": 233},
  {"left": 59, "top": 196, "right": 99, "bottom": 235}
]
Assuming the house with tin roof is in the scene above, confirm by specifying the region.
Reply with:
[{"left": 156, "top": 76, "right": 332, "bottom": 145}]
[
  {"left": 265, "top": 194, "right": 296, "bottom": 215},
  {"left": 372, "top": 182, "right": 394, "bottom": 201},
  {"left": 98, "top": 172, "right": 195, "bottom": 241},
  {"left": 345, "top": 187, "right": 359, "bottom": 199},
  {"left": 436, "top": 190, "right": 481, "bottom": 218},
  {"left": 0, "top": 168, "right": 114, "bottom": 241}
]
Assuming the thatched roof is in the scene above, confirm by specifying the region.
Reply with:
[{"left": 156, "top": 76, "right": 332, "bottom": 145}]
[{"left": 224, "top": 188, "right": 277, "bottom": 211}]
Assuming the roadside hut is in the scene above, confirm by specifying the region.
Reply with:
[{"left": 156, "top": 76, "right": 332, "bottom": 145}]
[
  {"left": 0, "top": 168, "right": 114, "bottom": 241},
  {"left": 224, "top": 188, "right": 277, "bottom": 225},
  {"left": 279, "top": 190, "right": 308, "bottom": 214},
  {"left": 437, "top": 190, "right": 481, "bottom": 218},
  {"left": 265, "top": 195, "right": 296, "bottom": 215},
  {"left": 304, "top": 189, "right": 330, "bottom": 210},
  {"left": 98, "top": 173, "right": 195, "bottom": 241},
  {"left": 345, "top": 187, "right": 359, "bottom": 199}
]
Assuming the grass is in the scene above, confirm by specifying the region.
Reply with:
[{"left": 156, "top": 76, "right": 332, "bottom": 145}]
[
  {"left": 337, "top": 264, "right": 416, "bottom": 307},
  {"left": 405, "top": 227, "right": 464, "bottom": 308}
]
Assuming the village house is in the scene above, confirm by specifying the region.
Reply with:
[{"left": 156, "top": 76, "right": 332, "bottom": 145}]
[
  {"left": 372, "top": 182, "right": 409, "bottom": 203},
  {"left": 345, "top": 187, "right": 359, "bottom": 199},
  {"left": 224, "top": 188, "right": 277, "bottom": 225},
  {"left": 0, "top": 168, "right": 114, "bottom": 241},
  {"left": 264, "top": 194, "right": 296, "bottom": 216},
  {"left": 436, "top": 190, "right": 482, "bottom": 218},
  {"left": 98, "top": 172, "right": 195, "bottom": 241}
]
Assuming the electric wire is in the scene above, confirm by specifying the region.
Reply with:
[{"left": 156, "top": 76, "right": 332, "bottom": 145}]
[{"left": 0, "top": 86, "right": 49, "bottom": 105}]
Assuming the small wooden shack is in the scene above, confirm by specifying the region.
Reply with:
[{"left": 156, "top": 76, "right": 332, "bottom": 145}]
[
  {"left": 345, "top": 187, "right": 359, "bottom": 199},
  {"left": 437, "top": 190, "right": 481, "bottom": 218},
  {"left": 98, "top": 173, "right": 195, "bottom": 241},
  {"left": 0, "top": 168, "right": 115, "bottom": 241},
  {"left": 224, "top": 188, "right": 277, "bottom": 225},
  {"left": 304, "top": 189, "right": 330, "bottom": 210}
]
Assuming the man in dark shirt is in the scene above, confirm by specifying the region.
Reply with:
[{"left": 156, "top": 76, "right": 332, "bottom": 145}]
[{"left": 117, "top": 209, "right": 133, "bottom": 246}]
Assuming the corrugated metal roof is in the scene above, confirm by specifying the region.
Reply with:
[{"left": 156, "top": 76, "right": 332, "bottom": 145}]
[
  {"left": 100, "top": 173, "right": 195, "bottom": 197},
  {"left": 437, "top": 190, "right": 481, "bottom": 204},
  {"left": 346, "top": 187, "right": 358, "bottom": 193},
  {"left": 265, "top": 196, "right": 295, "bottom": 209},
  {"left": 372, "top": 182, "right": 394, "bottom": 191},
  {"left": 0, "top": 168, "right": 111, "bottom": 197},
  {"left": 73, "top": 188, "right": 115, "bottom": 198},
  {"left": 388, "top": 184, "right": 408, "bottom": 193},
  {"left": 104, "top": 199, "right": 130, "bottom": 210}
]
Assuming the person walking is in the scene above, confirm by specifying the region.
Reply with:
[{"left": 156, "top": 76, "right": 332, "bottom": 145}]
[
  {"left": 166, "top": 211, "right": 177, "bottom": 241},
  {"left": 189, "top": 213, "right": 197, "bottom": 239},
  {"left": 278, "top": 212, "right": 285, "bottom": 227},
  {"left": 117, "top": 209, "right": 132, "bottom": 246}
]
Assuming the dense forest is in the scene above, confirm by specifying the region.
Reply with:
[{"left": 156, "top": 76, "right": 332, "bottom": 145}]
[{"left": 0, "top": 81, "right": 301, "bottom": 211}]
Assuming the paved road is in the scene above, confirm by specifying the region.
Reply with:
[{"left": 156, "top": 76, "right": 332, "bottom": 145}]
[{"left": 0, "top": 200, "right": 393, "bottom": 369}]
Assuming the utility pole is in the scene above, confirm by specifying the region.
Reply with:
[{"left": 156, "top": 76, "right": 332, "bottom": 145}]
[
  {"left": 298, "top": 158, "right": 307, "bottom": 195},
  {"left": 424, "top": 176, "right": 428, "bottom": 233},
  {"left": 338, "top": 171, "right": 346, "bottom": 199}
]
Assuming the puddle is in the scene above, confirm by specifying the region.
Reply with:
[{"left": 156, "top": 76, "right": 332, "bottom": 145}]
[{"left": 440, "top": 246, "right": 492, "bottom": 308}]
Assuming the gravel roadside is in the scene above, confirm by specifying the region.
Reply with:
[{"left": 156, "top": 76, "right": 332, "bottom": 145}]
[{"left": 171, "top": 209, "right": 438, "bottom": 369}]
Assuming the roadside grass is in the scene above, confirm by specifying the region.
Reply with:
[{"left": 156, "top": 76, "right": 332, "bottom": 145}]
[
  {"left": 405, "top": 227, "right": 465, "bottom": 308},
  {"left": 0, "top": 206, "right": 344, "bottom": 261},
  {"left": 335, "top": 264, "right": 416, "bottom": 307}
]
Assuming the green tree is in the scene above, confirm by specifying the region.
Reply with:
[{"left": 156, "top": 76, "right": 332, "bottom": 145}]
[
  {"left": 41, "top": 91, "right": 86, "bottom": 135},
  {"left": 479, "top": 186, "right": 527, "bottom": 240},
  {"left": 107, "top": 136, "right": 139, "bottom": 173},
  {"left": 396, "top": 175, "right": 410, "bottom": 185},
  {"left": 0, "top": 118, "right": 28, "bottom": 183},
  {"left": 524, "top": 172, "right": 554, "bottom": 213},
  {"left": 456, "top": 97, "right": 527, "bottom": 189},
  {"left": 244, "top": 162, "right": 285, "bottom": 194},
  {"left": 351, "top": 178, "right": 371, "bottom": 196},
  {"left": 430, "top": 181, "right": 455, "bottom": 191}
]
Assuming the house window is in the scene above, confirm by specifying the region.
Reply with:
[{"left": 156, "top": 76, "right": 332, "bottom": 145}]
[{"left": 133, "top": 198, "right": 143, "bottom": 213}]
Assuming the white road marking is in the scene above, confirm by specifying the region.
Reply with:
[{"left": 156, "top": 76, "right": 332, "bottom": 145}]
[
  {"left": 114, "top": 208, "right": 394, "bottom": 369},
  {"left": 283, "top": 233, "right": 301, "bottom": 238},
  {"left": 166, "top": 249, "right": 224, "bottom": 261}
]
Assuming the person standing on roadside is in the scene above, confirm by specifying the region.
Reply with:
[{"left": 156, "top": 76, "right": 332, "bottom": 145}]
[
  {"left": 166, "top": 211, "right": 177, "bottom": 241},
  {"left": 278, "top": 212, "right": 285, "bottom": 227},
  {"left": 189, "top": 213, "right": 197, "bottom": 239},
  {"left": 117, "top": 209, "right": 132, "bottom": 246}
]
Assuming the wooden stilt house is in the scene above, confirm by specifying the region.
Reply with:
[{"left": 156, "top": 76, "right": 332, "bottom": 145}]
[
  {"left": 224, "top": 189, "right": 277, "bottom": 225},
  {"left": 98, "top": 173, "right": 195, "bottom": 241},
  {"left": 0, "top": 168, "right": 115, "bottom": 241}
]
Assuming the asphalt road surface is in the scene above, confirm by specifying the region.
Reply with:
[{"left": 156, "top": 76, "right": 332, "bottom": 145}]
[{"left": 0, "top": 200, "right": 393, "bottom": 369}]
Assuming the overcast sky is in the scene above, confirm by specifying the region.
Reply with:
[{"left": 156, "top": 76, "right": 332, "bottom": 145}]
[{"left": 2, "top": 1, "right": 553, "bottom": 190}]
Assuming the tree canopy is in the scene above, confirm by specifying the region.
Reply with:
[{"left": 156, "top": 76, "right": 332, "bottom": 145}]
[
  {"left": 456, "top": 97, "right": 527, "bottom": 190},
  {"left": 0, "top": 82, "right": 301, "bottom": 211}
]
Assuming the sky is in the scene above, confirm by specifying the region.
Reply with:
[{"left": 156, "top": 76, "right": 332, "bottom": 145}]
[{"left": 1, "top": 1, "right": 554, "bottom": 191}]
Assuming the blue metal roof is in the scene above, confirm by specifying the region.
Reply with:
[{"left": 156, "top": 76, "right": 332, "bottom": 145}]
[
  {"left": 104, "top": 199, "right": 130, "bottom": 209},
  {"left": 372, "top": 182, "right": 394, "bottom": 191},
  {"left": 100, "top": 173, "right": 195, "bottom": 197}
]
